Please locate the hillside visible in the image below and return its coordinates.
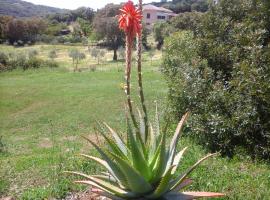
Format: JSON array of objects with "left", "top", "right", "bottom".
[{"left": 0, "top": 0, "right": 67, "bottom": 18}]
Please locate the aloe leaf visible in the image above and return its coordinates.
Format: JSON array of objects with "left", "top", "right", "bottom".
[
  {"left": 80, "top": 154, "right": 116, "bottom": 178},
  {"left": 96, "top": 126, "right": 128, "bottom": 159},
  {"left": 154, "top": 102, "right": 160, "bottom": 138},
  {"left": 181, "top": 192, "right": 225, "bottom": 199},
  {"left": 82, "top": 136, "right": 128, "bottom": 186},
  {"left": 91, "top": 187, "right": 126, "bottom": 200},
  {"left": 147, "top": 165, "right": 175, "bottom": 199},
  {"left": 171, "top": 147, "right": 188, "bottom": 174},
  {"left": 164, "top": 192, "right": 224, "bottom": 200},
  {"left": 171, "top": 153, "right": 218, "bottom": 191},
  {"left": 150, "top": 133, "right": 168, "bottom": 183},
  {"left": 167, "top": 112, "right": 189, "bottom": 169},
  {"left": 74, "top": 179, "right": 136, "bottom": 198},
  {"left": 171, "top": 178, "right": 193, "bottom": 191},
  {"left": 148, "top": 123, "right": 157, "bottom": 160},
  {"left": 92, "top": 175, "right": 118, "bottom": 184},
  {"left": 126, "top": 118, "right": 150, "bottom": 178},
  {"left": 137, "top": 108, "right": 146, "bottom": 143},
  {"left": 108, "top": 152, "right": 153, "bottom": 194},
  {"left": 104, "top": 122, "right": 128, "bottom": 155}
]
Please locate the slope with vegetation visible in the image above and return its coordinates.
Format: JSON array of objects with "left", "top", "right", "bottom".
[{"left": 0, "top": 0, "right": 66, "bottom": 17}]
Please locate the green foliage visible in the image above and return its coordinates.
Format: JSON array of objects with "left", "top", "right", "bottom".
[
  {"left": 48, "top": 49, "right": 57, "bottom": 60},
  {"left": 153, "top": 22, "right": 175, "bottom": 50},
  {"left": 93, "top": 4, "right": 124, "bottom": 60},
  {"left": 2, "top": 17, "right": 47, "bottom": 44},
  {"left": 162, "top": 0, "right": 270, "bottom": 159},
  {"left": 0, "top": 64, "right": 270, "bottom": 199},
  {"left": 89, "top": 48, "right": 106, "bottom": 64},
  {"left": 153, "top": 0, "right": 209, "bottom": 13},
  {"left": 0, "top": 51, "right": 58, "bottom": 72},
  {"left": 0, "top": 135, "right": 7, "bottom": 154},
  {"left": 68, "top": 48, "right": 86, "bottom": 71},
  {"left": 68, "top": 112, "right": 223, "bottom": 199},
  {"left": 170, "top": 11, "right": 204, "bottom": 33},
  {"left": 0, "top": 51, "right": 8, "bottom": 65},
  {"left": 28, "top": 49, "right": 39, "bottom": 59},
  {"left": 77, "top": 18, "right": 92, "bottom": 36}
]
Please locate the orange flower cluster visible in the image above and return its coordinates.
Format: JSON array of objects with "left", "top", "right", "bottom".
[{"left": 118, "top": 0, "right": 142, "bottom": 39}]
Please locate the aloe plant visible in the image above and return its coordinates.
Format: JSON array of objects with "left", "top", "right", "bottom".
[
  {"left": 66, "top": 0, "right": 225, "bottom": 199},
  {"left": 67, "top": 110, "right": 225, "bottom": 199}
]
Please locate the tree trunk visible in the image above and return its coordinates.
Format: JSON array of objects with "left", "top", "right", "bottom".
[{"left": 113, "top": 49, "right": 118, "bottom": 61}]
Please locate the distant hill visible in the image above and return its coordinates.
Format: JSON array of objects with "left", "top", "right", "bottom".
[
  {"left": 151, "top": 0, "right": 209, "bottom": 13},
  {"left": 0, "top": 0, "right": 67, "bottom": 18}
]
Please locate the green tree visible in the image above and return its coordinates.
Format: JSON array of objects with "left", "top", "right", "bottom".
[
  {"left": 48, "top": 50, "right": 57, "bottom": 61},
  {"left": 69, "top": 49, "right": 86, "bottom": 71},
  {"left": 93, "top": 4, "right": 124, "bottom": 60},
  {"left": 162, "top": 0, "right": 270, "bottom": 159}
]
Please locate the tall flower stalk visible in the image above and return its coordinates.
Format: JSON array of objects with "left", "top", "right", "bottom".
[
  {"left": 119, "top": 0, "right": 143, "bottom": 138},
  {"left": 136, "top": 0, "right": 149, "bottom": 141}
]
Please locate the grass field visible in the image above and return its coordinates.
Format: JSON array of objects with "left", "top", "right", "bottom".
[{"left": 0, "top": 45, "right": 270, "bottom": 200}]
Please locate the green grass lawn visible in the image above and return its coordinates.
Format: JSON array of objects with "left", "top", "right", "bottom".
[{"left": 0, "top": 45, "right": 270, "bottom": 199}]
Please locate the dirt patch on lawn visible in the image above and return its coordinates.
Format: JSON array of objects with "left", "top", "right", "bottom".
[
  {"left": 38, "top": 137, "right": 53, "bottom": 149},
  {"left": 64, "top": 189, "right": 110, "bottom": 200},
  {"left": 12, "top": 101, "right": 48, "bottom": 118}
]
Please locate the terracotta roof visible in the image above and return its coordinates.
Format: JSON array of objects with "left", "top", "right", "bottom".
[{"left": 143, "top": 4, "right": 174, "bottom": 13}]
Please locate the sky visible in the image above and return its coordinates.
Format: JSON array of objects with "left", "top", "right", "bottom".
[{"left": 24, "top": 0, "right": 154, "bottom": 10}]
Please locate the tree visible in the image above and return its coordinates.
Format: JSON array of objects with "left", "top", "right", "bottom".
[
  {"left": 3, "top": 17, "right": 47, "bottom": 43},
  {"left": 153, "top": 22, "right": 175, "bottom": 49},
  {"left": 148, "top": 50, "right": 155, "bottom": 66},
  {"left": 162, "top": 0, "right": 270, "bottom": 160},
  {"left": 48, "top": 50, "right": 57, "bottom": 61},
  {"left": 0, "top": 15, "right": 13, "bottom": 40},
  {"left": 90, "top": 48, "right": 106, "bottom": 65},
  {"left": 93, "top": 4, "right": 124, "bottom": 60},
  {"left": 77, "top": 17, "right": 92, "bottom": 36},
  {"left": 69, "top": 49, "right": 86, "bottom": 71}
]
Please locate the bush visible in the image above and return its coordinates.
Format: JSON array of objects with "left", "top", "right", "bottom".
[
  {"left": 162, "top": 29, "right": 270, "bottom": 159},
  {"left": 0, "top": 51, "right": 59, "bottom": 72},
  {"left": 27, "top": 49, "right": 39, "bottom": 59},
  {"left": 0, "top": 52, "right": 8, "bottom": 66},
  {"left": 162, "top": 0, "right": 270, "bottom": 161}
]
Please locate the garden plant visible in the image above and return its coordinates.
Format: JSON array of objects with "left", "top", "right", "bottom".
[{"left": 66, "top": 0, "right": 225, "bottom": 199}]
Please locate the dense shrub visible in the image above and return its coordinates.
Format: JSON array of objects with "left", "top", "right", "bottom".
[
  {"left": 0, "top": 51, "right": 58, "bottom": 72},
  {"left": 162, "top": 0, "right": 270, "bottom": 161}
]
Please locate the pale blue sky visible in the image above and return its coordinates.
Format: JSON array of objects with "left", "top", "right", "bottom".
[{"left": 24, "top": 0, "right": 155, "bottom": 10}]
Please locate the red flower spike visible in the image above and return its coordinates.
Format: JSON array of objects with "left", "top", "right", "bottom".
[{"left": 118, "top": 0, "right": 142, "bottom": 39}]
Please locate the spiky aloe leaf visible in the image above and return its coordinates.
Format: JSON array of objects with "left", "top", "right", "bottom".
[
  {"left": 154, "top": 103, "right": 160, "bottom": 138},
  {"left": 108, "top": 151, "right": 153, "bottom": 194},
  {"left": 147, "top": 165, "right": 175, "bottom": 199},
  {"left": 92, "top": 175, "right": 118, "bottom": 184},
  {"left": 80, "top": 154, "right": 116, "bottom": 179},
  {"left": 104, "top": 123, "right": 128, "bottom": 155},
  {"left": 91, "top": 187, "right": 125, "bottom": 200},
  {"left": 126, "top": 118, "right": 150, "bottom": 179},
  {"left": 137, "top": 108, "right": 146, "bottom": 143},
  {"left": 74, "top": 179, "right": 135, "bottom": 198},
  {"left": 171, "top": 147, "right": 188, "bottom": 174},
  {"left": 164, "top": 192, "right": 225, "bottom": 200},
  {"left": 167, "top": 113, "right": 189, "bottom": 170},
  {"left": 173, "top": 178, "right": 193, "bottom": 191},
  {"left": 95, "top": 124, "right": 128, "bottom": 159},
  {"left": 82, "top": 136, "right": 128, "bottom": 186},
  {"left": 150, "top": 132, "right": 168, "bottom": 183},
  {"left": 170, "top": 153, "right": 217, "bottom": 191},
  {"left": 65, "top": 171, "right": 134, "bottom": 197},
  {"left": 148, "top": 123, "right": 156, "bottom": 159}
]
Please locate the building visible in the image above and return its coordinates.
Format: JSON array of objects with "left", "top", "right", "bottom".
[{"left": 142, "top": 4, "right": 177, "bottom": 29}]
